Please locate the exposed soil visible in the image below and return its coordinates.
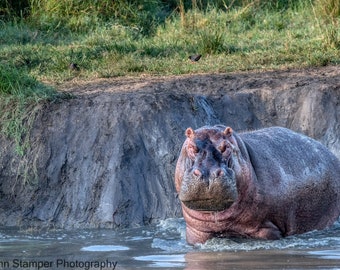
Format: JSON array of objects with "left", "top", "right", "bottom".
[{"left": 0, "top": 66, "right": 339, "bottom": 229}]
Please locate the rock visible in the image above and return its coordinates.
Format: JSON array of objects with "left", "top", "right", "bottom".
[{"left": 0, "top": 66, "right": 339, "bottom": 229}]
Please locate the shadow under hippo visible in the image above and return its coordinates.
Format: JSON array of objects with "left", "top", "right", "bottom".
[{"left": 175, "top": 126, "right": 340, "bottom": 245}]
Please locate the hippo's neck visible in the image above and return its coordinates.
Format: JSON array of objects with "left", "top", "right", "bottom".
[
  {"left": 181, "top": 193, "right": 255, "bottom": 230},
  {"left": 182, "top": 200, "right": 259, "bottom": 244},
  {"left": 182, "top": 203, "right": 235, "bottom": 233},
  {"left": 236, "top": 160, "right": 258, "bottom": 201},
  {"left": 233, "top": 132, "right": 259, "bottom": 199}
]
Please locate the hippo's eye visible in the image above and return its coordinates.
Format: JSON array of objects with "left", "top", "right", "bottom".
[
  {"left": 219, "top": 144, "right": 226, "bottom": 153},
  {"left": 187, "top": 144, "right": 199, "bottom": 159},
  {"left": 189, "top": 144, "right": 198, "bottom": 153},
  {"left": 218, "top": 142, "right": 230, "bottom": 154}
]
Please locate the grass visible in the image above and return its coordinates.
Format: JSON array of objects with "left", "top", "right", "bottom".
[
  {"left": 0, "top": 64, "right": 70, "bottom": 158},
  {"left": 1, "top": 1, "right": 339, "bottom": 85},
  {"left": 0, "top": 0, "right": 339, "bottom": 161},
  {"left": 0, "top": 63, "right": 71, "bottom": 185},
  {"left": 311, "top": 0, "right": 340, "bottom": 47}
]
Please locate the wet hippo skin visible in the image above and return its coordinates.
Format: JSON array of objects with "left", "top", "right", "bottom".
[{"left": 175, "top": 125, "right": 340, "bottom": 245}]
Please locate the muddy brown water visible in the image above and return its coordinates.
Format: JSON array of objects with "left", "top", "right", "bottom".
[{"left": 1, "top": 218, "right": 340, "bottom": 270}]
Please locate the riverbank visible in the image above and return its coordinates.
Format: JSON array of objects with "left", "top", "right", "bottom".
[
  {"left": 1, "top": 1, "right": 339, "bottom": 150},
  {"left": 0, "top": 66, "right": 339, "bottom": 229}
]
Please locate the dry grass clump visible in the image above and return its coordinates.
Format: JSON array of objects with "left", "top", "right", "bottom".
[{"left": 312, "top": 0, "right": 339, "bottom": 48}]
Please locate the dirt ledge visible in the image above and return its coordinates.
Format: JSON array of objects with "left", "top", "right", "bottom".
[{"left": 0, "top": 65, "right": 339, "bottom": 229}]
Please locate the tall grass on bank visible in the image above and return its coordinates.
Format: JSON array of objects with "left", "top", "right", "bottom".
[
  {"left": 3, "top": 0, "right": 165, "bottom": 35},
  {"left": 1, "top": 0, "right": 339, "bottom": 83},
  {"left": 311, "top": 0, "right": 340, "bottom": 47},
  {"left": 0, "top": 65, "right": 69, "bottom": 156},
  {"left": 0, "top": 64, "right": 72, "bottom": 185}
]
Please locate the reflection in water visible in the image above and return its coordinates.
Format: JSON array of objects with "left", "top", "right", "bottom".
[
  {"left": 308, "top": 250, "right": 340, "bottom": 260},
  {"left": 184, "top": 250, "right": 340, "bottom": 270},
  {"left": 0, "top": 218, "right": 340, "bottom": 270},
  {"left": 81, "top": 245, "right": 130, "bottom": 252},
  {"left": 135, "top": 254, "right": 186, "bottom": 268}
]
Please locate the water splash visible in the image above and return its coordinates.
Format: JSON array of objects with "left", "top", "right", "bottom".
[
  {"left": 151, "top": 218, "right": 191, "bottom": 253},
  {"left": 153, "top": 218, "right": 340, "bottom": 253}
]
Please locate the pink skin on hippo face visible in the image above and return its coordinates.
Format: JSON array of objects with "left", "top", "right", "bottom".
[
  {"left": 178, "top": 126, "right": 239, "bottom": 212},
  {"left": 175, "top": 125, "right": 340, "bottom": 245}
]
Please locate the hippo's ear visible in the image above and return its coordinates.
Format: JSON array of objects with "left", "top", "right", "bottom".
[
  {"left": 224, "top": 127, "right": 233, "bottom": 137},
  {"left": 185, "top": 127, "right": 195, "bottom": 139}
]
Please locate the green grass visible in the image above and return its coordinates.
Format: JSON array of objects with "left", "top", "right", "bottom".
[
  {"left": 311, "top": 0, "right": 340, "bottom": 47},
  {"left": 1, "top": 1, "right": 339, "bottom": 86},
  {"left": 0, "top": 64, "right": 70, "bottom": 157}
]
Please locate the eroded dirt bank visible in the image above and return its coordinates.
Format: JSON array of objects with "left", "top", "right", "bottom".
[{"left": 0, "top": 66, "right": 339, "bottom": 229}]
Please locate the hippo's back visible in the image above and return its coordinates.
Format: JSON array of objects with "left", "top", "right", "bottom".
[{"left": 240, "top": 127, "right": 340, "bottom": 235}]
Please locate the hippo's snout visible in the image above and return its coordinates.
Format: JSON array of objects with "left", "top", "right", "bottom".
[
  {"left": 192, "top": 167, "right": 224, "bottom": 178},
  {"left": 179, "top": 167, "right": 237, "bottom": 211}
]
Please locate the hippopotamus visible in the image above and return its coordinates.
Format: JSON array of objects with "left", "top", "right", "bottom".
[{"left": 175, "top": 125, "right": 340, "bottom": 245}]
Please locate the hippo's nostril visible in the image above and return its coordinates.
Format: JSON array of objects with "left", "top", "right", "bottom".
[
  {"left": 213, "top": 169, "right": 224, "bottom": 178},
  {"left": 193, "top": 169, "right": 201, "bottom": 177}
]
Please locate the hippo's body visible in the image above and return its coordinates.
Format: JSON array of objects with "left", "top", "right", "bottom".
[{"left": 175, "top": 126, "right": 340, "bottom": 245}]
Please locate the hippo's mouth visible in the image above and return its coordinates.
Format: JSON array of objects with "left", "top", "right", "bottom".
[{"left": 181, "top": 198, "right": 234, "bottom": 212}]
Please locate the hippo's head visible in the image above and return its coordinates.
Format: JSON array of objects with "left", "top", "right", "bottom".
[{"left": 175, "top": 126, "right": 242, "bottom": 212}]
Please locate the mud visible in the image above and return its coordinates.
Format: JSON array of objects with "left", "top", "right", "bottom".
[{"left": 0, "top": 66, "right": 339, "bottom": 229}]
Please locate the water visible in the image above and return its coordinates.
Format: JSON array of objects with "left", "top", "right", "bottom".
[{"left": 1, "top": 218, "right": 340, "bottom": 270}]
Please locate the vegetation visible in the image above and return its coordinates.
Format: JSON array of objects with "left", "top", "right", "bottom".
[
  {"left": 0, "top": 0, "right": 339, "bottom": 155},
  {"left": 1, "top": 1, "right": 339, "bottom": 86},
  {"left": 0, "top": 64, "right": 69, "bottom": 157},
  {"left": 311, "top": 0, "right": 340, "bottom": 47}
]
